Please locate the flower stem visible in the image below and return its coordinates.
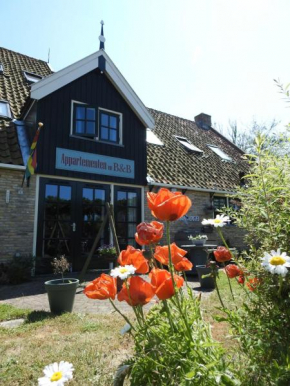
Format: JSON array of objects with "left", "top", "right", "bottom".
[
  {"left": 214, "top": 274, "right": 225, "bottom": 308},
  {"left": 109, "top": 298, "right": 135, "bottom": 332}
]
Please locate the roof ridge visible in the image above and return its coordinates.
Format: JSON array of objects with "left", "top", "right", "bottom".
[
  {"left": 0, "top": 47, "right": 48, "bottom": 65},
  {"left": 147, "top": 107, "right": 197, "bottom": 125}
]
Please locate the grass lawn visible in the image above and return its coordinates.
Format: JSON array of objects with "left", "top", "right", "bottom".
[{"left": 0, "top": 271, "right": 244, "bottom": 385}]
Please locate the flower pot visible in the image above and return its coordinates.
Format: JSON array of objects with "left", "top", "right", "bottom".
[
  {"left": 45, "top": 278, "right": 79, "bottom": 314},
  {"left": 191, "top": 239, "right": 206, "bottom": 246},
  {"left": 196, "top": 266, "right": 215, "bottom": 289}
]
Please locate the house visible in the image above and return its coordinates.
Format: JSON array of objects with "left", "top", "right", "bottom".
[{"left": 0, "top": 27, "right": 248, "bottom": 272}]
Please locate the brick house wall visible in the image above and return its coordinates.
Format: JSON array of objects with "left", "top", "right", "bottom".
[
  {"left": 144, "top": 187, "right": 247, "bottom": 251},
  {"left": 0, "top": 168, "right": 36, "bottom": 261}
]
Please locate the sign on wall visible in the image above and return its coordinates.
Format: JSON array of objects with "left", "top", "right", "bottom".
[{"left": 55, "top": 148, "right": 135, "bottom": 179}]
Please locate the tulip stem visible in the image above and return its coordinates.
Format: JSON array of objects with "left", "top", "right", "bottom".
[
  {"left": 162, "top": 300, "right": 176, "bottom": 331},
  {"left": 217, "top": 228, "right": 235, "bottom": 302},
  {"left": 109, "top": 298, "right": 135, "bottom": 332},
  {"left": 214, "top": 275, "right": 225, "bottom": 309}
]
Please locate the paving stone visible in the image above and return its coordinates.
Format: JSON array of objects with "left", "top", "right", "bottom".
[{"left": 0, "top": 318, "right": 25, "bottom": 328}]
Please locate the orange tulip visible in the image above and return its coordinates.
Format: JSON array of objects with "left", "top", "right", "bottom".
[
  {"left": 118, "top": 246, "right": 149, "bottom": 274},
  {"left": 149, "top": 268, "right": 184, "bottom": 300},
  {"left": 214, "top": 246, "right": 232, "bottom": 263},
  {"left": 84, "top": 274, "right": 117, "bottom": 300},
  {"left": 238, "top": 275, "right": 245, "bottom": 284},
  {"left": 174, "top": 257, "right": 193, "bottom": 272},
  {"left": 154, "top": 243, "right": 187, "bottom": 266},
  {"left": 117, "top": 276, "right": 155, "bottom": 306},
  {"left": 135, "top": 221, "right": 164, "bottom": 246},
  {"left": 225, "top": 264, "right": 243, "bottom": 278},
  {"left": 147, "top": 188, "right": 192, "bottom": 222}
]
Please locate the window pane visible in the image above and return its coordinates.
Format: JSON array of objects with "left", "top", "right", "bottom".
[
  {"left": 83, "top": 188, "right": 93, "bottom": 202},
  {"left": 128, "top": 208, "right": 137, "bottom": 222},
  {"left": 109, "top": 129, "right": 117, "bottom": 142},
  {"left": 45, "top": 203, "right": 58, "bottom": 219},
  {"left": 76, "top": 106, "right": 85, "bottom": 119},
  {"left": 128, "top": 192, "right": 137, "bottom": 206},
  {"left": 76, "top": 120, "right": 85, "bottom": 134},
  {"left": 110, "top": 116, "right": 117, "bottom": 128},
  {"left": 59, "top": 186, "right": 71, "bottom": 201},
  {"left": 128, "top": 224, "right": 136, "bottom": 237},
  {"left": 45, "top": 185, "right": 58, "bottom": 200},
  {"left": 101, "top": 127, "right": 108, "bottom": 140},
  {"left": 117, "top": 191, "right": 127, "bottom": 203},
  {"left": 95, "top": 189, "right": 105, "bottom": 203},
  {"left": 86, "top": 108, "right": 95, "bottom": 120},
  {"left": 101, "top": 113, "right": 109, "bottom": 126},
  {"left": 86, "top": 121, "right": 95, "bottom": 135}
]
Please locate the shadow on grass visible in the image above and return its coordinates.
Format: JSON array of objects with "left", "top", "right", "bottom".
[{"left": 25, "top": 310, "right": 57, "bottom": 324}]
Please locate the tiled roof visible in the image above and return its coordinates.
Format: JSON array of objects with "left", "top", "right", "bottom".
[
  {"left": 147, "top": 108, "right": 248, "bottom": 192},
  {"left": 0, "top": 47, "right": 52, "bottom": 119},
  {"left": 0, "top": 48, "right": 52, "bottom": 165},
  {"left": 0, "top": 120, "right": 23, "bottom": 165}
]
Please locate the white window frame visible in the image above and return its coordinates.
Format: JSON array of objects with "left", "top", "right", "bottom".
[
  {"left": 0, "top": 100, "right": 12, "bottom": 119},
  {"left": 175, "top": 136, "right": 203, "bottom": 153},
  {"left": 208, "top": 145, "right": 232, "bottom": 161},
  {"left": 98, "top": 107, "right": 123, "bottom": 145}
]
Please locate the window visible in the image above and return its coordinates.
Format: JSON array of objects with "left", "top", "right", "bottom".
[
  {"left": 208, "top": 145, "right": 232, "bottom": 161},
  {"left": 146, "top": 129, "right": 163, "bottom": 145},
  {"left": 73, "top": 103, "right": 96, "bottom": 138},
  {"left": 24, "top": 71, "right": 42, "bottom": 83},
  {"left": 99, "top": 109, "right": 120, "bottom": 143},
  {"left": 0, "top": 100, "right": 12, "bottom": 119},
  {"left": 0, "top": 63, "right": 3, "bottom": 74},
  {"left": 213, "top": 196, "right": 227, "bottom": 217},
  {"left": 175, "top": 136, "right": 203, "bottom": 153}
]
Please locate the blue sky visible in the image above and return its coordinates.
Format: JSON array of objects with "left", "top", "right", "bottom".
[{"left": 2, "top": 0, "right": 290, "bottom": 132}]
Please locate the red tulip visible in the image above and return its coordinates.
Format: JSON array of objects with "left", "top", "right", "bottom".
[
  {"left": 147, "top": 188, "right": 192, "bottom": 222},
  {"left": 84, "top": 274, "right": 117, "bottom": 300},
  {"left": 117, "top": 276, "right": 155, "bottom": 306},
  {"left": 238, "top": 275, "right": 245, "bottom": 284},
  {"left": 214, "top": 246, "right": 232, "bottom": 263},
  {"left": 246, "top": 277, "right": 260, "bottom": 291},
  {"left": 225, "top": 264, "right": 243, "bottom": 278},
  {"left": 149, "top": 268, "right": 184, "bottom": 300},
  {"left": 118, "top": 246, "right": 149, "bottom": 274},
  {"left": 174, "top": 257, "right": 193, "bottom": 272},
  {"left": 135, "top": 221, "right": 164, "bottom": 246},
  {"left": 154, "top": 243, "right": 187, "bottom": 266}
]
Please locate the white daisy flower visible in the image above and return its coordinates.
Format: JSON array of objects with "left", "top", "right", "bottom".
[
  {"left": 261, "top": 249, "right": 290, "bottom": 277},
  {"left": 38, "top": 361, "right": 74, "bottom": 386},
  {"left": 110, "top": 265, "right": 136, "bottom": 280},
  {"left": 202, "top": 214, "right": 230, "bottom": 227}
]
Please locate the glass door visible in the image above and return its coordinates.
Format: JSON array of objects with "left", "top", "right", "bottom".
[{"left": 114, "top": 187, "right": 141, "bottom": 251}]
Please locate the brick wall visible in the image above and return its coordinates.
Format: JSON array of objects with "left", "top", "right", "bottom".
[
  {"left": 144, "top": 187, "right": 247, "bottom": 251},
  {"left": 0, "top": 168, "right": 36, "bottom": 261}
]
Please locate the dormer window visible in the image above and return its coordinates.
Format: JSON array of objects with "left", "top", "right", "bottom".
[
  {"left": 146, "top": 129, "right": 163, "bottom": 145},
  {"left": 0, "top": 100, "right": 12, "bottom": 119},
  {"left": 208, "top": 145, "right": 232, "bottom": 161},
  {"left": 175, "top": 136, "right": 203, "bottom": 153},
  {"left": 24, "top": 71, "right": 42, "bottom": 84}
]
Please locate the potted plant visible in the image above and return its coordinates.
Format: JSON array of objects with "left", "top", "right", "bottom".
[
  {"left": 188, "top": 234, "right": 208, "bottom": 246},
  {"left": 97, "top": 244, "right": 117, "bottom": 269},
  {"left": 44, "top": 256, "right": 79, "bottom": 314},
  {"left": 195, "top": 259, "right": 216, "bottom": 290}
]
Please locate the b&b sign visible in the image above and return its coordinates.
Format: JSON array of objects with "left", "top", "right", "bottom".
[{"left": 55, "top": 148, "right": 135, "bottom": 179}]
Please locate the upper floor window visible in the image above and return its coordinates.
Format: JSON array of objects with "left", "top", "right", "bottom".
[
  {"left": 73, "top": 103, "right": 96, "bottom": 138},
  {"left": 208, "top": 145, "right": 232, "bottom": 161},
  {"left": 175, "top": 136, "right": 203, "bottom": 153},
  {"left": 99, "top": 109, "right": 120, "bottom": 143},
  {"left": 71, "top": 101, "right": 122, "bottom": 144},
  {"left": 0, "top": 100, "right": 12, "bottom": 119}
]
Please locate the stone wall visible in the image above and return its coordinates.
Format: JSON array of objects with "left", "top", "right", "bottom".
[
  {"left": 144, "top": 187, "right": 247, "bottom": 251},
  {"left": 0, "top": 168, "right": 36, "bottom": 261}
]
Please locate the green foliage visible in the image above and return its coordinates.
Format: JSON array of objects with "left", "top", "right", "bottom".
[
  {"left": 126, "top": 295, "right": 240, "bottom": 385},
  {"left": 0, "top": 304, "right": 30, "bottom": 322},
  {"left": 0, "top": 255, "right": 34, "bottom": 284}
]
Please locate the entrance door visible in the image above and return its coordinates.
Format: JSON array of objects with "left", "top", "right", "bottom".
[{"left": 37, "top": 178, "right": 110, "bottom": 271}]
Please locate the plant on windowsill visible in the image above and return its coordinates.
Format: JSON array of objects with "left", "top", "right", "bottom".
[
  {"left": 97, "top": 244, "right": 117, "bottom": 268},
  {"left": 188, "top": 234, "right": 208, "bottom": 246},
  {"left": 44, "top": 255, "right": 79, "bottom": 314}
]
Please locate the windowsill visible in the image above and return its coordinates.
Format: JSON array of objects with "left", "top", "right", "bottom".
[{"left": 70, "top": 134, "right": 124, "bottom": 147}]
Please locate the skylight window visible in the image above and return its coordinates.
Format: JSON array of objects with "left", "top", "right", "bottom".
[
  {"left": 175, "top": 136, "right": 203, "bottom": 153},
  {"left": 147, "top": 129, "right": 163, "bottom": 145},
  {"left": 24, "top": 71, "right": 42, "bottom": 83},
  {"left": 208, "top": 145, "right": 232, "bottom": 161},
  {"left": 0, "top": 101, "right": 12, "bottom": 119},
  {"left": 0, "top": 63, "right": 3, "bottom": 74}
]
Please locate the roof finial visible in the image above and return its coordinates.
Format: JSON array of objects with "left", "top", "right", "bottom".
[{"left": 99, "top": 20, "right": 105, "bottom": 50}]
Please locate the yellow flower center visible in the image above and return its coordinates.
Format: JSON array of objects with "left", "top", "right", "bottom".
[
  {"left": 269, "top": 256, "right": 286, "bottom": 266},
  {"left": 50, "top": 371, "right": 63, "bottom": 382},
  {"left": 214, "top": 219, "right": 222, "bottom": 223},
  {"left": 119, "top": 267, "right": 128, "bottom": 273}
]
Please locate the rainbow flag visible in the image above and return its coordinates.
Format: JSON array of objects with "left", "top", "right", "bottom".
[{"left": 23, "top": 122, "right": 43, "bottom": 186}]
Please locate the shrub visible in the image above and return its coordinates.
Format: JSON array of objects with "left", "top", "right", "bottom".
[{"left": 0, "top": 254, "right": 34, "bottom": 284}]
